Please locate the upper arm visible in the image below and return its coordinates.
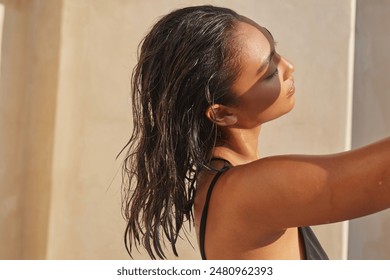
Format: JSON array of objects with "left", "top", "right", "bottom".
[{"left": 222, "top": 138, "right": 390, "bottom": 232}]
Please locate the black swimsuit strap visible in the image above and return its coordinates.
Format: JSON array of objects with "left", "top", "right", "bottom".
[
  {"left": 210, "top": 157, "right": 232, "bottom": 166},
  {"left": 199, "top": 160, "right": 231, "bottom": 260},
  {"left": 299, "top": 227, "right": 329, "bottom": 260},
  {"left": 199, "top": 170, "right": 224, "bottom": 260}
]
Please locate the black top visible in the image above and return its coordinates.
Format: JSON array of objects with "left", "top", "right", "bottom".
[{"left": 199, "top": 163, "right": 329, "bottom": 260}]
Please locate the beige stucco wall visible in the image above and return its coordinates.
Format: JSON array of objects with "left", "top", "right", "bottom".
[
  {"left": 1, "top": 0, "right": 388, "bottom": 260},
  {"left": 0, "top": 0, "right": 62, "bottom": 259},
  {"left": 348, "top": 0, "right": 390, "bottom": 259}
]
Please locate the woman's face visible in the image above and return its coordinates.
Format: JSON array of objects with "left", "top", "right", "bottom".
[{"left": 229, "top": 21, "right": 295, "bottom": 129}]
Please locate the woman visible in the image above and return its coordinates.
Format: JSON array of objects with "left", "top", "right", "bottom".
[{"left": 121, "top": 5, "right": 390, "bottom": 259}]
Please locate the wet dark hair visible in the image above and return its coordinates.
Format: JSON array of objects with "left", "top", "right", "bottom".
[{"left": 121, "top": 5, "right": 246, "bottom": 259}]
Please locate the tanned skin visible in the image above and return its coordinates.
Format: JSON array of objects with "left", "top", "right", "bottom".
[{"left": 194, "top": 22, "right": 390, "bottom": 260}]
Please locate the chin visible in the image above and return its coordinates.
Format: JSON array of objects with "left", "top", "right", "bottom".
[{"left": 266, "top": 104, "right": 296, "bottom": 124}]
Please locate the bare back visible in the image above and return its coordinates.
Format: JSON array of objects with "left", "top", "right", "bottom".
[{"left": 194, "top": 166, "right": 307, "bottom": 259}]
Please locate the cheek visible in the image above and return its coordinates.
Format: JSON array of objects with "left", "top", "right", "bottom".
[
  {"left": 234, "top": 83, "right": 291, "bottom": 127},
  {"left": 248, "top": 83, "right": 282, "bottom": 113}
]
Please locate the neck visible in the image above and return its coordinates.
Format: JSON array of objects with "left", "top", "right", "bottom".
[{"left": 213, "top": 126, "right": 261, "bottom": 165}]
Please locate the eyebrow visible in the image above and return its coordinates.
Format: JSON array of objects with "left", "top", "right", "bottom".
[{"left": 257, "top": 49, "right": 275, "bottom": 74}]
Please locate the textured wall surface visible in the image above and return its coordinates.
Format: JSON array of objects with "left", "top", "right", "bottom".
[
  {"left": 0, "top": 0, "right": 62, "bottom": 259},
  {"left": 348, "top": 0, "right": 390, "bottom": 260}
]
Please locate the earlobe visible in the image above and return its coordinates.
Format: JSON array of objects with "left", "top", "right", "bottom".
[{"left": 205, "top": 104, "right": 238, "bottom": 126}]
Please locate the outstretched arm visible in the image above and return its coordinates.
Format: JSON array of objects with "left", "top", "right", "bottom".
[{"left": 221, "top": 137, "right": 390, "bottom": 233}]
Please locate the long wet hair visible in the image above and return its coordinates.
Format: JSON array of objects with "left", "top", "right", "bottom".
[{"left": 121, "top": 5, "right": 245, "bottom": 259}]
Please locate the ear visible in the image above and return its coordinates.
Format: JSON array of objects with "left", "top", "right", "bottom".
[{"left": 205, "top": 104, "right": 237, "bottom": 126}]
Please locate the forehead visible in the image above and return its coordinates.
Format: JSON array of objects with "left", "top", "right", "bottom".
[
  {"left": 234, "top": 21, "right": 273, "bottom": 58},
  {"left": 230, "top": 22, "right": 274, "bottom": 94}
]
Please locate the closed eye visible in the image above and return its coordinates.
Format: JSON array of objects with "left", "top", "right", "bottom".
[{"left": 266, "top": 68, "right": 278, "bottom": 80}]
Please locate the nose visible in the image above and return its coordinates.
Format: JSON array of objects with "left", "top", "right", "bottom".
[{"left": 281, "top": 56, "right": 294, "bottom": 81}]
